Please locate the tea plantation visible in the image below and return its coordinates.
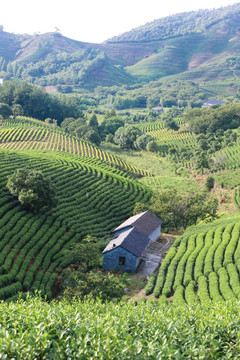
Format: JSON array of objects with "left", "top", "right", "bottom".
[{"left": 0, "top": 147, "right": 150, "bottom": 300}]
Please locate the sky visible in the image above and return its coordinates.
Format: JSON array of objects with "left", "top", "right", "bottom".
[{"left": 1, "top": 0, "right": 240, "bottom": 43}]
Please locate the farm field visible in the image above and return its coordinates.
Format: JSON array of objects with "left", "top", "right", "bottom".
[
  {"left": 1, "top": 295, "right": 240, "bottom": 359},
  {"left": 148, "top": 213, "right": 240, "bottom": 304},
  {"left": 0, "top": 148, "right": 150, "bottom": 300},
  {"left": 101, "top": 143, "right": 200, "bottom": 192},
  {"left": 0, "top": 120, "right": 151, "bottom": 177}
]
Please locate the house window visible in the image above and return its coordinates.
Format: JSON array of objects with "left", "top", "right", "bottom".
[{"left": 119, "top": 256, "right": 126, "bottom": 266}]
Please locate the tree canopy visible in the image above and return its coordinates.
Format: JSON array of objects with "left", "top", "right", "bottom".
[
  {"left": 0, "top": 80, "right": 81, "bottom": 123},
  {"left": 7, "top": 168, "right": 58, "bottom": 212}
]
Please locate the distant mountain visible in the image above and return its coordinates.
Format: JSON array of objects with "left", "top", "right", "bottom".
[
  {"left": 106, "top": 4, "right": 240, "bottom": 43},
  {"left": 0, "top": 3, "right": 240, "bottom": 90}
]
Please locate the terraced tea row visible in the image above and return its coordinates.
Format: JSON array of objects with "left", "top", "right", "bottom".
[
  {"left": 233, "top": 186, "right": 240, "bottom": 210},
  {"left": 0, "top": 125, "right": 151, "bottom": 177},
  {"left": 212, "top": 145, "right": 240, "bottom": 170},
  {"left": 0, "top": 148, "right": 151, "bottom": 300},
  {"left": 147, "top": 215, "right": 240, "bottom": 304},
  {"left": 137, "top": 118, "right": 184, "bottom": 133},
  {"left": 148, "top": 128, "right": 192, "bottom": 142}
]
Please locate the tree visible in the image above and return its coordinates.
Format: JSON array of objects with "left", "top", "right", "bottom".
[
  {"left": 88, "top": 113, "right": 98, "bottom": 129},
  {"left": 6, "top": 168, "right": 58, "bottom": 212},
  {"left": 149, "top": 189, "right": 218, "bottom": 230},
  {"left": 62, "top": 269, "right": 126, "bottom": 302},
  {"left": 146, "top": 140, "right": 159, "bottom": 153},
  {"left": 205, "top": 176, "right": 215, "bottom": 191},
  {"left": 64, "top": 242, "right": 100, "bottom": 271},
  {"left": 99, "top": 117, "right": 124, "bottom": 140},
  {"left": 11, "top": 103, "right": 24, "bottom": 118},
  {"left": 193, "top": 152, "right": 209, "bottom": 172},
  {"left": 133, "top": 202, "right": 148, "bottom": 215},
  {"left": 165, "top": 118, "right": 179, "bottom": 131},
  {"left": 134, "top": 134, "right": 153, "bottom": 150},
  {"left": 114, "top": 126, "right": 142, "bottom": 149},
  {"left": 0, "top": 102, "right": 12, "bottom": 118},
  {"left": 84, "top": 129, "right": 101, "bottom": 146}
]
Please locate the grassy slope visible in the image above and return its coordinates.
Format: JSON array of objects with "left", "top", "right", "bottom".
[
  {"left": 1, "top": 4, "right": 240, "bottom": 89},
  {"left": 101, "top": 143, "right": 199, "bottom": 193},
  {"left": 0, "top": 147, "right": 150, "bottom": 300}
]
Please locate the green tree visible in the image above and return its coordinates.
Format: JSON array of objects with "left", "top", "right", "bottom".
[
  {"left": 62, "top": 269, "right": 126, "bottom": 301},
  {"left": 165, "top": 118, "right": 179, "bottom": 131},
  {"left": 0, "top": 102, "right": 12, "bottom": 118},
  {"left": 88, "top": 113, "right": 98, "bottom": 129},
  {"left": 193, "top": 152, "right": 209, "bottom": 172},
  {"left": 114, "top": 126, "right": 142, "bottom": 149},
  {"left": 64, "top": 242, "right": 100, "bottom": 271},
  {"left": 134, "top": 134, "right": 153, "bottom": 150},
  {"left": 6, "top": 168, "right": 58, "bottom": 212},
  {"left": 84, "top": 129, "right": 101, "bottom": 146},
  {"left": 149, "top": 189, "right": 218, "bottom": 230},
  {"left": 146, "top": 140, "right": 159, "bottom": 152},
  {"left": 11, "top": 103, "right": 24, "bottom": 118},
  {"left": 205, "top": 176, "right": 215, "bottom": 191},
  {"left": 133, "top": 202, "right": 148, "bottom": 215}
]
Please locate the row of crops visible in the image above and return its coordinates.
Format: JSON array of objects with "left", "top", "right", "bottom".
[
  {"left": 146, "top": 215, "right": 240, "bottom": 304},
  {"left": 233, "top": 186, "right": 240, "bottom": 210},
  {"left": 212, "top": 144, "right": 240, "bottom": 170},
  {"left": 156, "top": 136, "right": 197, "bottom": 157},
  {"left": 0, "top": 148, "right": 151, "bottom": 300},
  {"left": 0, "top": 124, "right": 151, "bottom": 177},
  {"left": 147, "top": 128, "right": 192, "bottom": 142},
  {"left": 2, "top": 116, "right": 53, "bottom": 129},
  {"left": 137, "top": 118, "right": 184, "bottom": 133},
  {"left": 1, "top": 295, "right": 240, "bottom": 358}
]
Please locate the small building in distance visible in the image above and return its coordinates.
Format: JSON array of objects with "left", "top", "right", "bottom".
[
  {"left": 151, "top": 106, "right": 163, "bottom": 113},
  {"left": 102, "top": 211, "right": 162, "bottom": 272},
  {"left": 202, "top": 99, "right": 225, "bottom": 108}
]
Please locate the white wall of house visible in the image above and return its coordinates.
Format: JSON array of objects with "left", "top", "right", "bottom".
[{"left": 149, "top": 226, "right": 161, "bottom": 241}]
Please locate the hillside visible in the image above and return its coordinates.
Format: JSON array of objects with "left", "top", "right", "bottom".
[
  {"left": 0, "top": 146, "right": 151, "bottom": 301},
  {"left": 0, "top": 116, "right": 155, "bottom": 300},
  {"left": 149, "top": 213, "right": 240, "bottom": 303},
  {"left": 107, "top": 4, "right": 240, "bottom": 42},
  {"left": 1, "top": 3, "right": 240, "bottom": 89}
]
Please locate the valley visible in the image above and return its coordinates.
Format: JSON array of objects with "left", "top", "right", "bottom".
[{"left": 1, "top": 2, "right": 240, "bottom": 357}]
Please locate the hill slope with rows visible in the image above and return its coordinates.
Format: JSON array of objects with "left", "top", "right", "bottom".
[
  {"left": 149, "top": 214, "right": 240, "bottom": 304},
  {"left": 0, "top": 148, "right": 151, "bottom": 301},
  {"left": 0, "top": 118, "right": 151, "bottom": 177}
]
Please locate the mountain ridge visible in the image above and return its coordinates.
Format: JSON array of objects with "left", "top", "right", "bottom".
[{"left": 1, "top": 3, "right": 240, "bottom": 89}]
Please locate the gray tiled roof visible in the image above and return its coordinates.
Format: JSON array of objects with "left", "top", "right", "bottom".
[
  {"left": 203, "top": 99, "right": 225, "bottom": 105},
  {"left": 113, "top": 210, "right": 162, "bottom": 237},
  {"left": 103, "top": 228, "right": 150, "bottom": 257}
]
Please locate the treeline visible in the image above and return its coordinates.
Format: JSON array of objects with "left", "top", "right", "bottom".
[
  {"left": 0, "top": 80, "right": 81, "bottom": 123},
  {"left": 184, "top": 103, "right": 240, "bottom": 134},
  {"left": 95, "top": 80, "right": 206, "bottom": 109},
  {"left": 107, "top": 4, "right": 239, "bottom": 42},
  {"left": 2, "top": 48, "right": 106, "bottom": 88}
]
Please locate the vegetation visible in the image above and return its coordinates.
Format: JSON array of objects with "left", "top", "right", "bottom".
[
  {"left": 1, "top": 295, "right": 240, "bottom": 358},
  {"left": 152, "top": 214, "right": 240, "bottom": 302},
  {"left": 108, "top": 4, "right": 240, "bottom": 42},
  {"left": 2, "top": 4, "right": 240, "bottom": 355},
  {"left": 137, "top": 189, "right": 218, "bottom": 231},
  {"left": 0, "top": 81, "right": 81, "bottom": 123},
  {"left": 0, "top": 119, "right": 151, "bottom": 177},
  {"left": 184, "top": 103, "right": 240, "bottom": 134},
  {"left": 6, "top": 168, "right": 58, "bottom": 212},
  {"left": 0, "top": 147, "right": 150, "bottom": 300}
]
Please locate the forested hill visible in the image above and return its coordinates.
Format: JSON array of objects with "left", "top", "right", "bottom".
[
  {"left": 1, "top": 3, "right": 240, "bottom": 89},
  {"left": 106, "top": 3, "right": 240, "bottom": 43}
]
